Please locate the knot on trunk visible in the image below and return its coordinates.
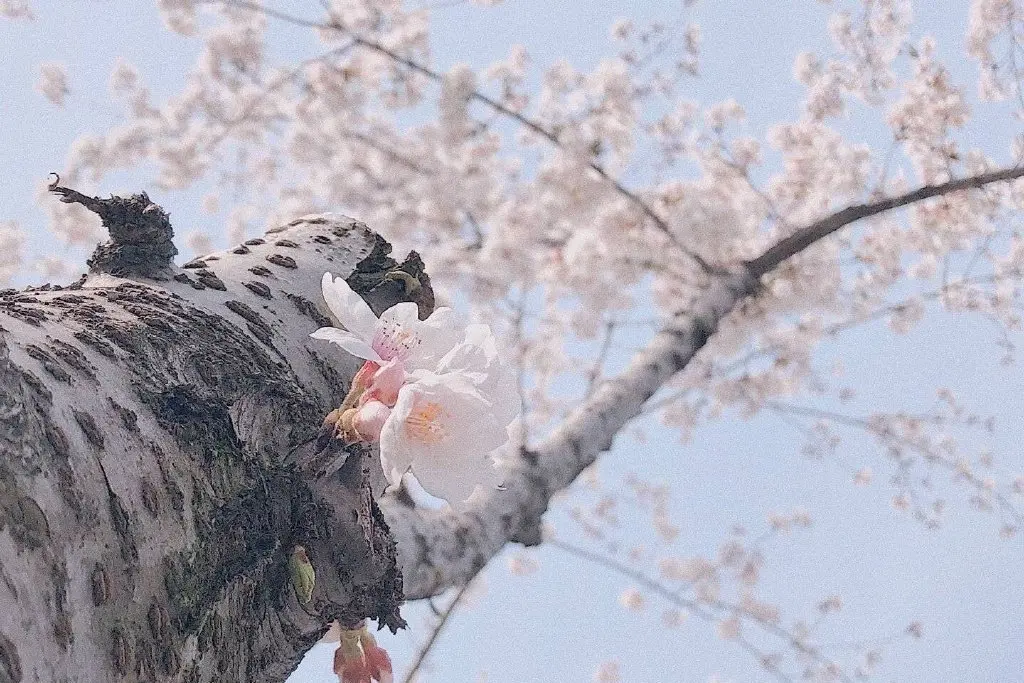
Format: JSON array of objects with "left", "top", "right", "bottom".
[
  {"left": 49, "top": 177, "right": 178, "bottom": 279},
  {"left": 344, "top": 231, "right": 435, "bottom": 319}
]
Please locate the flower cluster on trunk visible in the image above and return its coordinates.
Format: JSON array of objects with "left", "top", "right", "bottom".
[{"left": 313, "top": 273, "right": 518, "bottom": 504}]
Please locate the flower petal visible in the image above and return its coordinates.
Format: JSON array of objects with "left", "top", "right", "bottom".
[
  {"left": 377, "top": 301, "right": 420, "bottom": 328},
  {"left": 310, "top": 327, "right": 382, "bottom": 361},
  {"left": 411, "top": 452, "right": 500, "bottom": 505},
  {"left": 435, "top": 325, "right": 519, "bottom": 427},
  {"left": 437, "top": 324, "right": 500, "bottom": 375},
  {"left": 362, "top": 359, "right": 405, "bottom": 407},
  {"left": 378, "top": 385, "right": 418, "bottom": 484},
  {"left": 411, "top": 307, "right": 464, "bottom": 369},
  {"left": 352, "top": 400, "right": 392, "bottom": 441},
  {"left": 321, "top": 273, "right": 379, "bottom": 341},
  {"left": 380, "top": 375, "right": 509, "bottom": 503},
  {"left": 372, "top": 303, "right": 463, "bottom": 368},
  {"left": 372, "top": 302, "right": 422, "bottom": 361}
]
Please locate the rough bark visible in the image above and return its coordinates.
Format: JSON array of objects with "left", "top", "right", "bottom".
[{"left": 0, "top": 187, "right": 432, "bottom": 682}]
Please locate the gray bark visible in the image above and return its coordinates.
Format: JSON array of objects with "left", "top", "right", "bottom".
[{"left": 0, "top": 186, "right": 430, "bottom": 682}]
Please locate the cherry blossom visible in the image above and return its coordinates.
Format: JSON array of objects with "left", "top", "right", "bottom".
[
  {"left": 3, "top": 1, "right": 1024, "bottom": 679},
  {"left": 0, "top": 0, "right": 33, "bottom": 20},
  {"left": 618, "top": 587, "right": 644, "bottom": 611},
  {"left": 378, "top": 369, "right": 513, "bottom": 504},
  {"left": 313, "top": 271, "right": 517, "bottom": 503},
  {"left": 370, "top": 321, "right": 518, "bottom": 502},
  {"left": 35, "top": 62, "right": 69, "bottom": 107},
  {"left": 312, "top": 272, "right": 460, "bottom": 370}
]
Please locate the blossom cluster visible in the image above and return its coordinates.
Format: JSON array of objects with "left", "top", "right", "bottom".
[
  {"left": 312, "top": 272, "right": 518, "bottom": 504},
  {"left": 18, "top": 1, "right": 1024, "bottom": 434},
  {"left": 0, "top": 0, "right": 33, "bottom": 20}
]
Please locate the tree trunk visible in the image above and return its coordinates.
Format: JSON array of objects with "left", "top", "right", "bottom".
[{"left": 0, "top": 187, "right": 427, "bottom": 682}]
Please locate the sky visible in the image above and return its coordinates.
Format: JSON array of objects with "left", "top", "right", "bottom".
[{"left": 2, "top": 1, "right": 1023, "bottom": 682}]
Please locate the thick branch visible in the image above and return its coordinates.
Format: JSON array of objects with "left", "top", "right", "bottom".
[
  {"left": 49, "top": 177, "right": 178, "bottom": 279},
  {"left": 384, "top": 165, "right": 1024, "bottom": 599},
  {"left": 386, "top": 272, "right": 756, "bottom": 599}
]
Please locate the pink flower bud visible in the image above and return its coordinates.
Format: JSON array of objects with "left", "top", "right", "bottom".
[
  {"left": 362, "top": 359, "right": 405, "bottom": 407},
  {"left": 352, "top": 360, "right": 381, "bottom": 391},
  {"left": 332, "top": 625, "right": 393, "bottom": 683},
  {"left": 359, "top": 631, "right": 394, "bottom": 683},
  {"left": 352, "top": 401, "right": 392, "bottom": 442}
]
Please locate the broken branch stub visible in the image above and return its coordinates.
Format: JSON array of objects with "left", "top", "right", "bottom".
[{"left": 49, "top": 177, "right": 178, "bottom": 280}]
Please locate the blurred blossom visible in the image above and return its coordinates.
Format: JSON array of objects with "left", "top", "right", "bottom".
[
  {"left": 185, "top": 231, "right": 214, "bottom": 256},
  {"left": 593, "top": 661, "right": 621, "bottom": 683},
  {"left": 618, "top": 587, "right": 644, "bottom": 612},
  {"left": 36, "top": 62, "right": 69, "bottom": 107},
  {"left": 0, "top": 221, "right": 25, "bottom": 284}
]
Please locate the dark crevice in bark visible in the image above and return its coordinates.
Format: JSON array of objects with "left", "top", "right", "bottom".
[
  {"left": 344, "top": 231, "right": 435, "bottom": 319},
  {"left": 51, "top": 561, "right": 73, "bottom": 650},
  {"left": 0, "top": 632, "right": 22, "bottom": 683},
  {"left": 163, "top": 469, "right": 297, "bottom": 635},
  {"left": 95, "top": 454, "right": 139, "bottom": 570}
]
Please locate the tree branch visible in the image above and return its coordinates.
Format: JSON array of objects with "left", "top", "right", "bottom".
[
  {"left": 549, "top": 540, "right": 852, "bottom": 683},
  {"left": 48, "top": 176, "right": 178, "bottom": 279},
  {"left": 383, "top": 165, "right": 1024, "bottom": 600},
  {"left": 400, "top": 572, "right": 479, "bottom": 683},
  {"left": 745, "top": 165, "right": 1024, "bottom": 277}
]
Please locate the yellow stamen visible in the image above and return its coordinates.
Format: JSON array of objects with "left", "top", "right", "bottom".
[{"left": 405, "top": 400, "right": 447, "bottom": 445}]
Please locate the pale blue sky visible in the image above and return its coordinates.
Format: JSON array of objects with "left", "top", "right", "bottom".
[{"left": 2, "top": 2, "right": 1023, "bottom": 682}]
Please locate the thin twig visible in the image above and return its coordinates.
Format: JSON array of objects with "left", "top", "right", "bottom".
[
  {"left": 511, "top": 287, "right": 532, "bottom": 449},
  {"left": 401, "top": 574, "right": 479, "bottom": 683},
  {"left": 203, "top": 41, "right": 358, "bottom": 152},
  {"left": 548, "top": 539, "right": 854, "bottom": 683},
  {"left": 344, "top": 32, "right": 715, "bottom": 273},
  {"left": 584, "top": 317, "right": 618, "bottom": 396},
  {"left": 764, "top": 400, "right": 1024, "bottom": 528},
  {"left": 200, "top": 0, "right": 326, "bottom": 29}
]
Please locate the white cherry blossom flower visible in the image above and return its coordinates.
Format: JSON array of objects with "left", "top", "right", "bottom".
[
  {"left": 36, "top": 61, "right": 69, "bottom": 107},
  {"left": 420, "top": 322, "right": 518, "bottom": 411},
  {"left": 377, "top": 325, "right": 519, "bottom": 503},
  {"left": 379, "top": 370, "right": 514, "bottom": 504},
  {"left": 312, "top": 272, "right": 460, "bottom": 370},
  {"left": 313, "top": 272, "right": 518, "bottom": 503}
]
